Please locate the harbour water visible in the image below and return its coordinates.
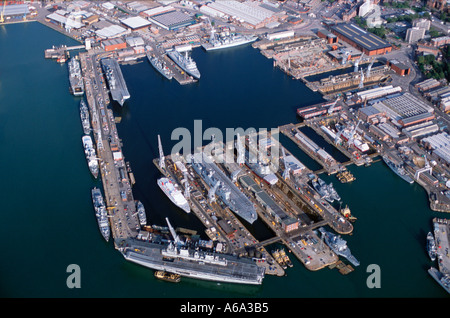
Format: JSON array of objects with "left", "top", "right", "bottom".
[{"left": 0, "top": 22, "right": 448, "bottom": 298}]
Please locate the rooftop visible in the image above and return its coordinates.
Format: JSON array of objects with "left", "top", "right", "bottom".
[
  {"left": 330, "top": 23, "right": 392, "bottom": 52},
  {"left": 120, "top": 16, "right": 151, "bottom": 29}
]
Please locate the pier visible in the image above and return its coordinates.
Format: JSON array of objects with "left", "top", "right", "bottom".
[{"left": 79, "top": 51, "right": 140, "bottom": 244}]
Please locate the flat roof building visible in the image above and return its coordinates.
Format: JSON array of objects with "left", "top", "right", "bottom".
[
  {"left": 149, "top": 10, "right": 196, "bottom": 30},
  {"left": 204, "top": 0, "right": 280, "bottom": 29},
  {"left": 120, "top": 16, "right": 151, "bottom": 30},
  {"left": 330, "top": 23, "right": 392, "bottom": 56}
]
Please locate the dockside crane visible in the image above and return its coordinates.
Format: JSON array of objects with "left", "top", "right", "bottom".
[
  {"left": 0, "top": 0, "right": 7, "bottom": 24},
  {"left": 327, "top": 97, "right": 340, "bottom": 115},
  {"left": 353, "top": 53, "right": 364, "bottom": 73},
  {"left": 348, "top": 120, "right": 362, "bottom": 147},
  {"left": 281, "top": 147, "right": 290, "bottom": 180}
]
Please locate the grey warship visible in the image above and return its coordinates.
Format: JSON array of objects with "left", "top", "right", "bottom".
[
  {"left": 318, "top": 227, "right": 359, "bottom": 266},
  {"left": 120, "top": 226, "right": 264, "bottom": 285},
  {"left": 147, "top": 52, "right": 173, "bottom": 80},
  {"left": 189, "top": 152, "right": 258, "bottom": 224},
  {"left": 68, "top": 57, "right": 84, "bottom": 96},
  {"left": 79, "top": 99, "right": 90, "bottom": 135},
  {"left": 101, "top": 57, "right": 130, "bottom": 106}
]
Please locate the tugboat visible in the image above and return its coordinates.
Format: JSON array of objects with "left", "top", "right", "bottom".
[
  {"left": 339, "top": 204, "right": 357, "bottom": 222},
  {"left": 279, "top": 249, "right": 293, "bottom": 268},
  {"left": 272, "top": 249, "right": 287, "bottom": 269},
  {"left": 154, "top": 271, "right": 181, "bottom": 283}
]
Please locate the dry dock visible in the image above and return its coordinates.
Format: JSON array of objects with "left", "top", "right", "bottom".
[{"left": 153, "top": 130, "right": 354, "bottom": 272}]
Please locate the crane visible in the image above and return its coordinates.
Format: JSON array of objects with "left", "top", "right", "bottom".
[
  {"left": 0, "top": 0, "right": 7, "bottom": 24},
  {"left": 281, "top": 147, "right": 290, "bottom": 180},
  {"left": 354, "top": 53, "right": 364, "bottom": 73},
  {"left": 366, "top": 58, "right": 374, "bottom": 78},
  {"left": 359, "top": 68, "right": 364, "bottom": 89},
  {"left": 348, "top": 120, "right": 362, "bottom": 147},
  {"left": 158, "top": 135, "right": 165, "bottom": 170},
  {"left": 327, "top": 97, "right": 340, "bottom": 115}
]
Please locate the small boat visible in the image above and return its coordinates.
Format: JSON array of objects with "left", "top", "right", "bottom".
[{"left": 154, "top": 271, "right": 181, "bottom": 283}]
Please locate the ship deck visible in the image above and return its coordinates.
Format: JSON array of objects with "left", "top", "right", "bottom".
[{"left": 120, "top": 238, "right": 264, "bottom": 284}]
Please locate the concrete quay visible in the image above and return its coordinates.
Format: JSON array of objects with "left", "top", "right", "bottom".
[
  {"left": 279, "top": 123, "right": 344, "bottom": 175},
  {"left": 433, "top": 218, "right": 450, "bottom": 275},
  {"left": 79, "top": 51, "right": 140, "bottom": 245}
]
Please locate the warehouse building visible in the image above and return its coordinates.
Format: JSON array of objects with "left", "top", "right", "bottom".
[
  {"left": 371, "top": 93, "right": 434, "bottom": 127},
  {"left": 148, "top": 10, "right": 196, "bottom": 30},
  {"left": 422, "top": 132, "right": 450, "bottom": 165},
  {"left": 120, "top": 16, "right": 151, "bottom": 30},
  {"left": 330, "top": 23, "right": 392, "bottom": 56},
  {"left": 201, "top": 0, "right": 281, "bottom": 29},
  {"left": 102, "top": 38, "right": 127, "bottom": 51}
]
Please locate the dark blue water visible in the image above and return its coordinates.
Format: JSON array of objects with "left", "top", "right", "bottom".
[{"left": 0, "top": 22, "right": 448, "bottom": 298}]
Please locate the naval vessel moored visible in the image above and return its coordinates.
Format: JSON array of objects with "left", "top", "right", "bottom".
[
  {"left": 189, "top": 152, "right": 258, "bottom": 224},
  {"left": 121, "top": 237, "right": 265, "bottom": 285},
  {"left": 68, "top": 57, "right": 84, "bottom": 96},
  {"left": 101, "top": 57, "right": 130, "bottom": 106}
]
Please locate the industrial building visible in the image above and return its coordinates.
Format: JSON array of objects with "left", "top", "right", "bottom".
[
  {"left": 200, "top": 1, "right": 282, "bottom": 29},
  {"left": 1, "top": 3, "right": 30, "bottom": 21},
  {"left": 148, "top": 10, "right": 196, "bottom": 30},
  {"left": 267, "top": 30, "right": 294, "bottom": 41},
  {"left": 330, "top": 23, "right": 392, "bottom": 56},
  {"left": 402, "top": 121, "right": 439, "bottom": 139},
  {"left": 370, "top": 92, "right": 434, "bottom": 127},
  {"left": 95, "top": 24, "right": 129, "bottom": 39},
  {"left": 102, "top": 38, "right": 127, "bottom": 51},
  {"left": 120, "top": 16, "right": 151, "bottom": 30},
  {"left": 386, "top": 59, "right": 410, "bottom": 76},
  {"left": 354, "top": 85, "right": 402, "bottom": 103},
  {"left": 141, "top": 5, "right": 176, "bottom": 18},
  {"left": 422, "top": 132, "right": 450, "bottom": 165}
]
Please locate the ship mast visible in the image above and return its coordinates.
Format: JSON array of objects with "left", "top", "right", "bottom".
[{"left": 158, "top": 134, "right": 165, "bottom": 170}]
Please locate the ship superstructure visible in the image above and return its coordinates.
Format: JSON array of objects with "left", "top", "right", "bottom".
[
  {"left": 79, "top": 99, "right": 91, "bottom": 135},
  {"left": 136, "top": 201, "right": 147, "bottom": 226},
  {"left": 318, "top": 227, "right": 359, "bottom": 267},
  {"left": 157, "top": 177, "right": 190, "bottom": 213},
  {"left": 68, "top": 57, "right": 84, "bottom": 96},
  {"left": 101, "top": 57, "right": 130, "bottom": 106},
  {"left": 166, "top": 47, "right": 200, "bottom": 80},
  {"left": 189, "top": 152, "right": 257, "bottom": 224},
  {"left": 82, "top": 135, "right": 99, "bottom": 178},
  {"left": 91, "top": 187, "right": 110, "bottom": 242},
  {"left": 312, "top": 177, "right": 340, "bottom": 203},
  {"left": 427, "top": 232, "right": 437, "bottom": 262},
  {"left": 245, "top": 149, "right": 278, "bottom": 185},
  {"left": 382, "top": 155, "right": 414, "bottom": 184},
  {"left": 147, "top": 52, "right": 173, "bottom": 80}
]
